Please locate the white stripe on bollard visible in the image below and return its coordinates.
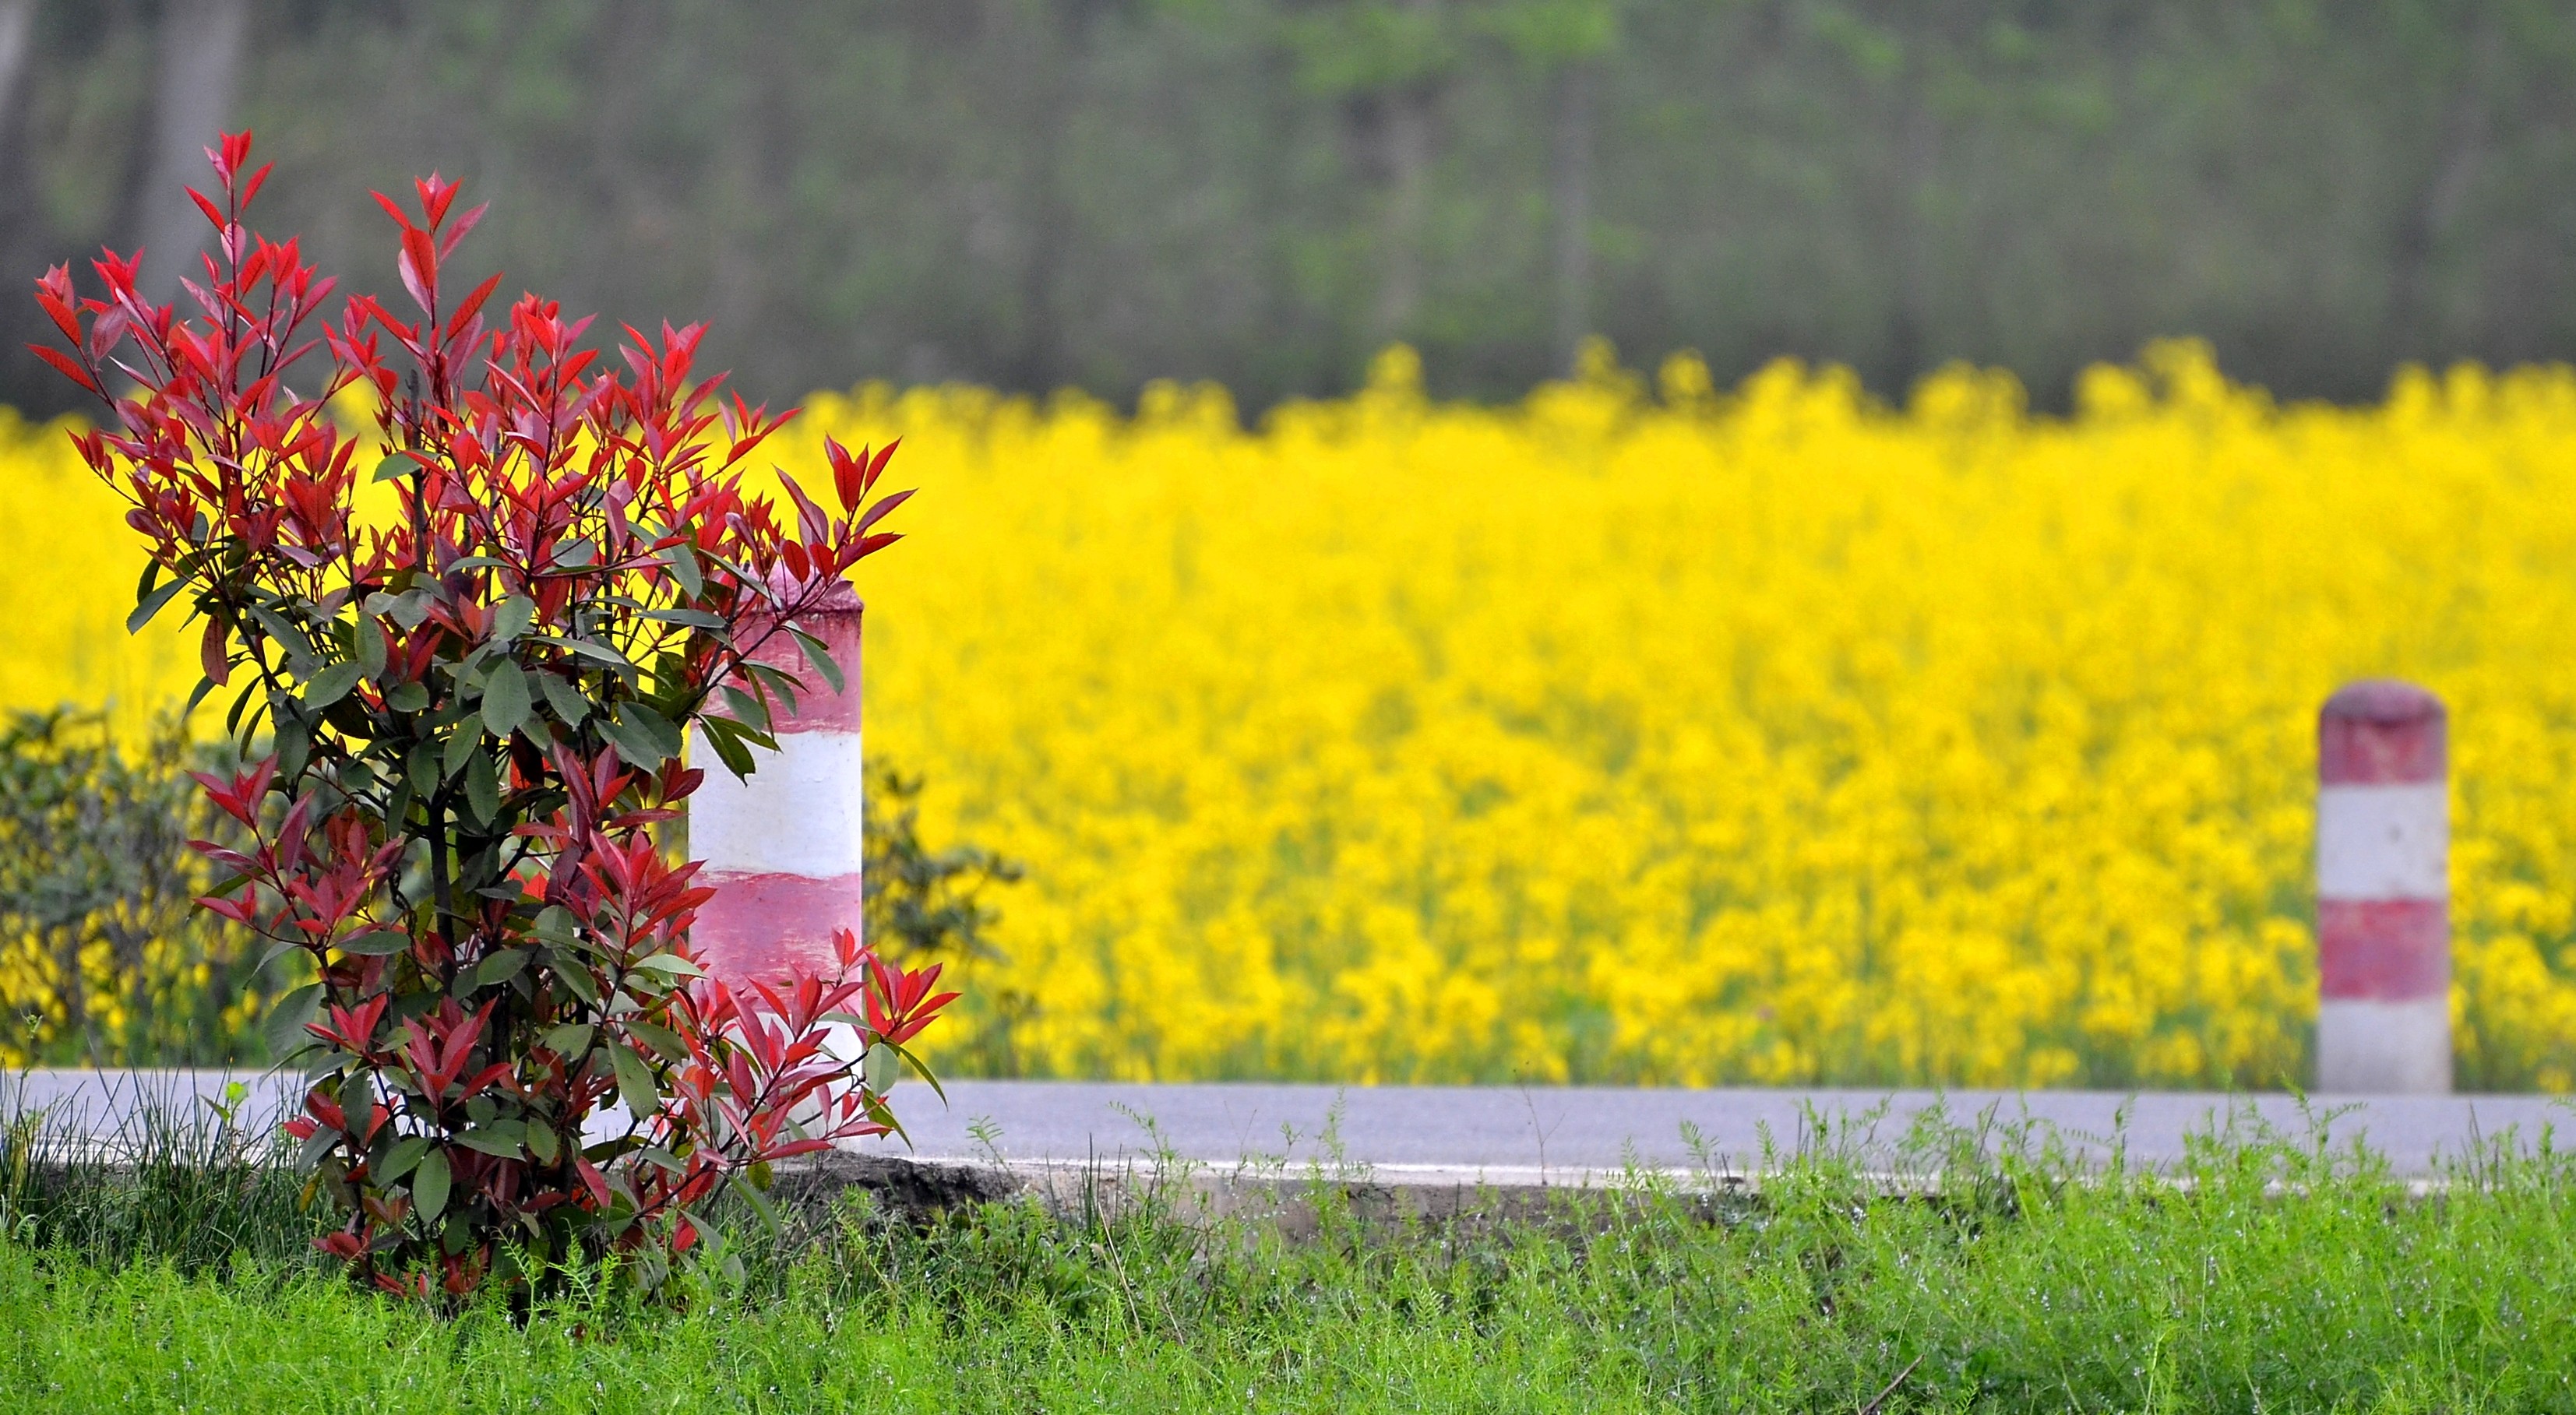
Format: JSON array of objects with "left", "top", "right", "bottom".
[
  {"left": 2314, "top": 783, "right": 2448, "bottom": 901},
  {"left": 690, "top": 730, "right": 869, "bottom": 879},
  {"left": 2314, "top": 679, "right": 2449, "bottom": 1094}
]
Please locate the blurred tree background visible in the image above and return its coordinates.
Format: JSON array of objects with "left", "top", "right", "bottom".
[{"left": 1, "top": 0, "right": 2572, "bottom": 417}]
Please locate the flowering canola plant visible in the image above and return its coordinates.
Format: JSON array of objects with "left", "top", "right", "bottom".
[{"left": 10, "top": 340, "right": 2576, "bottom": 1088}]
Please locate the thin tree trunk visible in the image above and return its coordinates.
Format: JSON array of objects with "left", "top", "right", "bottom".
[
  {"left": 1004, "top": 0, "right": 1094, "bottom": 393},
  {"left": 1884, "top": 33, "right": 1939, "bottom": 392},
  {"left": 1375, "top": 90, "right": 1430, "bottom": 345},
  {"left": 131, "top": 0, "right": 252, "bottom": 308},
  {"left": 2387, "top": 16, "right": 2499, "bottom": 363},
  {"left": 1373, "top": 0, "right": 1440, "bottom": 349},
  {"left": 0, "top": 0, "right": 35, "bottom": 160},
  {"left": 1550, "top": 58, "right": 1596, "bottom": 374},
  {"left": 0, "top": 0, "right": 38, "bottom": 287}
]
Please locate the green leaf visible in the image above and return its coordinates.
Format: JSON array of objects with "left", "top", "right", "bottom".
[
  {"left": 541, "top": 1023, "right": 594, "bottom": 1058},
  {"left": 661, "top": 542, "right": 704, "bottom": 597},
  {"left": 274, "top": 713, "right": 312, "bottom": 779},
  {"left": 441, "top": 724, "right": 479, "bottom": 783},
  {"left": 302, "top": 660, "right": 363, "bottom": 709},
  {"left": 629, "top": 953, "right": 704, "bottom": 980},
  {"left": 864, "top": 1040, "right": 898, "bottom": 1093},
  {"left": 735, "top": 1171, "right": 782, "bottom": 1234},
  {"left": 464, "top": 749, "right": 500, "bottom": 825},
  {"left": 386, "top": 681, "right": 430, "bottom": 713},
  {"left": 467, "top": 948, "right": 530, "bottom": 991},
  {"left": 491, "top": 594, "right": 536, "bottom": 643},
  {"left": 372, "top": 452, "right": 424, "bottom": 483},
  {"left": 261, "top": 983, "right": 323, "bottom": 1058},
  {"left": 249, "top": 604, "right": 320, "bottom": 673},
  {"left": 378, "top": 1135, "right": 432, "bottom": 1183},
  {"left": 354, "top": 619, "right": 388, "bottom": 676},
  {"left": 481, "top": 660, "right": 530, "bottom": 737},
  {"left": 537, "top": 670, "right": 589, "bottom": 727},
  {"left": 527, "top": 1125, "right": 560, "bottom": 1164},
  {"left": 127, "top": 575, "right": 189, "bottom": 635},
  {"left": 791, "top": 629, "right": 846, "bottom": 695},
  {"left": 615, "top": 701, "right": 684, "bottom": 759},
  {"left": 407, "top": 740, "right": 442, "bottom": 798},
  {"left": 529, "top": 633, "right": 636, "bottom": 673},
  {"left": 638, "top": 606, "right": 726, "bottom": 630},
  {"left": 339, "top": 929, "right": 410, "bottom": 956},
  {"left": 551, "top": 952, "right": 602, "bottom": 1007},
  {"left": 625, "top": 1018, "right": 687, "bottom": 1061},
  {"left": 611, "top": 1045, "right": 657, "bottom": 1116},
  {"left": 457, "top": 1124, "right": 524, "bottom": 1159},
  {"left": 596, "top": 714, "right": 654, "bottom": 769},
  {"left": 696, "top": 714, "right": 757, "bottom": 779},
  {"left": 386, "top": 590, "right": 435, "bottom": 631},
  {"left": 414, "top": 1149, "right": 451, "bottom": 1221},
  {"left": 719, "top": 684, "right": 772, "bottom": 734},
  {"left": 703, "top": 712, "right": 777, "bottom": 755},
  {"left": 743, "top": 662, "right": 801, "bottom": 716}
]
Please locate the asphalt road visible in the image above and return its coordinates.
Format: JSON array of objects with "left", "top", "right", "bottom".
[{"left": 9, "top": 1069, "right": 2570, "bottom": 1180}]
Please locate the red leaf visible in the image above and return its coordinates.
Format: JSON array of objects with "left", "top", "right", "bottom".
[
  {"left": 863, "top": 438, "right": 900, "bottom": 494},
  {"left": 439, "top": 202, "right": 489, "bottom": 261},
  {"left": 765, "top": 1139, "right": 835, "bottom": 1161},
  {"left": 368, "top": 189, "right": 418, "bottom": 233},
  {"left": 446, "top": 272, "right": 503, "bottom": 340},
  {"left": 853, "top": 486, "right": 914, "bottom": 537},
  {"left": 199, "top": 616, "right": 231, "bottom": 685},
  {"left": 26, "top": 343, "right": 100, "bottom": 395}
]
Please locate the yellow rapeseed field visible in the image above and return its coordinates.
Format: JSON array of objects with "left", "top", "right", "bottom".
[{"left": 8, "top": 340, "right": 2576, "bottom": 1088}]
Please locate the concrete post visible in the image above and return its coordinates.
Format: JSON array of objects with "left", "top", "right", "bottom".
[
  {"left": 2315, "top": 679, "right": 2450, "bottom": 1093},
  {"left": 690, "top": 580, "right": 866, "bottom": 984}
]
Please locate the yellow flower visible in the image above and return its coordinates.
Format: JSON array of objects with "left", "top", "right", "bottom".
[{"left": 13, "top": 340, "right": 2576, "bottom": 1088}]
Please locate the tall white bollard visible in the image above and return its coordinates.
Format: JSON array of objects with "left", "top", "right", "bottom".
[
  {"left": 2315, "top": 679, "right": 2450, "bottom": 1093},
  {"left": 690, "top": 581, "right": 866, "bottom": 984}
]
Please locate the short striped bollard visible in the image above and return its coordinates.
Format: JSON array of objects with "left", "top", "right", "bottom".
[
  {"left": 690, "top": 580, "right": 866, "bottom": 984},
  {"left": 2315, "top": 679, "right": 2450, "bottom": 1094}
]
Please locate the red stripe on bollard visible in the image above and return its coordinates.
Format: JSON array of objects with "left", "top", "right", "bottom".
[
  {"left": 2317, "top": 899, "right": 2449, "bottom": 1000},
  {"left": 2318, "top": 679, "right": 2445, "bottom": 786},
  {"left": 691, "top": 870, "right": 872, "bottom": 981},
  {"left": 722, "top": 579, "right": 864, "bottom": 737}
]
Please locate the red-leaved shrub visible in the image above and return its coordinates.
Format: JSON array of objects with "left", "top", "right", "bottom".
[{"left": 29, "top": 132, "right": 954, "bottom": 1299}]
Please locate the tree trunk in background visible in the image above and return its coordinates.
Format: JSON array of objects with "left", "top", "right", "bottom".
[
  {"left": 1551, "top": 58, "right": 1595, "bottom": 374},
  {"left": 0, "top": 0, "right": 34, "bottom": 160},
  {"left": 1374, "top": 89, "right": 1430, "bottom": 347},
  {"left": 130, "top": 0, "right": 250, "bottom": 308},
  {"left": 1883, "top": 17, "right": 1940, "bottom": 393},
  {"left": 1373, "top": 0, "right": 1440, "bottom": 350},
  {"left": 1004, "top": 0, "right": 1096, "bottom": 395},
  {"left": 0, "top": 0, "right": 37, "bottom": 280},
  {"left": 2385, "top": 15, "right": 2499, "bottom": 364}
]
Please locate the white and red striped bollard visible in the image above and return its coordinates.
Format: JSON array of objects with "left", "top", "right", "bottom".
[
  {"left": 691, "top": 579, "right": 866, "bottom": 986},
  {"left": 2315, "top": 679, "right": 2450, "bottom": 1093}
]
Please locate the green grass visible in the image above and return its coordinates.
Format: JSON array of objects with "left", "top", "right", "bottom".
[{"left": 5, "top": 1104, "right": 2576, "bottom": 1411}]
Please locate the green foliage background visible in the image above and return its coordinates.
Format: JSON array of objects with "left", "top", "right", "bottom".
[{"left": 2, "top": 0, "right": 2571, "bottom": 417}]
